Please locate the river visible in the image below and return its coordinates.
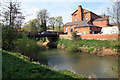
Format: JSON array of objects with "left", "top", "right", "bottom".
[{"left": 34, "top": 49, "right": 118, "bottom": 78}]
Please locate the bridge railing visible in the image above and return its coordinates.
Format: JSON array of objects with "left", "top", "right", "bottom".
[{"left": 17, "top": 31, "right": 59, "bottom": 38}]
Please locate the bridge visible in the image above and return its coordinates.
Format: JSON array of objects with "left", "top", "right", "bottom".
[
  {"left": 17, "top": 31, "right": 59, "bottom": 44},
  {"left": 26, "top": 32, "right": 59, "bottom": 44},
  {"left": 27, "top": 33, "right": 59, "bottom": 39},
  {"left": 28, "top": 32, "right": 59, "bottom": 48}
]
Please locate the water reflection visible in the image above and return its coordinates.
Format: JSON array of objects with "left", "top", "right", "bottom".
[{"left": 35, "top": 49, "right": 118, "bottom": 78}]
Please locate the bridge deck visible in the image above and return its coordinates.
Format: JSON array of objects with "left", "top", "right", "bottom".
[{"left": 28, "top": 33, "right": 59, "bottom": 38}]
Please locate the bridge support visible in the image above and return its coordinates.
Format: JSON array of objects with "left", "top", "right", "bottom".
[{"left": 46, "top": 37, "right": 49, "bottom": 42}]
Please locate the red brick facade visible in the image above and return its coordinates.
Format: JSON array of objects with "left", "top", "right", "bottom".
[
  {"left": 64, "top": 5, "right": 109, "bottom": 35},
  {"left": 64, "top": 25, "right": 76, "bottom": 34},
  {"left": 78, "top": 34, "right": 119, "bottom": 40},
  {"left": 93, "top": 19, "right": 109, "bottom": 27},
  {"left": 71, "top": 5, "right": 109, "bottom": 27},
  {"left": 74, "top": 27, "right": 90, "bottom": 34},
  {"left": 72, "top": 8, "right": 102, "bottom": 22},
  {"left": 74, "top": 26, "right": 102, "bottom": 34},
  {"left": 60, "top": 34, "right": 119, "bottom": 40},
  {"left": 61, "top": 5, "right": 116, "bottom": 40}
]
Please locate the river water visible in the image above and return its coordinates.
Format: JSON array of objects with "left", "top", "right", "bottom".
[{"left": 35, "top": 49, "right": 118, "bottom": 78}]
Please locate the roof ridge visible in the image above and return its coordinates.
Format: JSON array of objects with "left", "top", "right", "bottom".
[{"left": 64, "top": 20, "right": 89, "bottom": 26}]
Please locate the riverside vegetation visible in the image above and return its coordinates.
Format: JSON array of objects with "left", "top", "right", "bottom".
[
  {"left": 2, "top": 26, "right": 119, "bottom": 79},
  {"left": 2, "top": 26, "right": 87, "bottom": 79},
  {"left": 37, "top": 31, "right": 119, "bottom": 56},
  {"left": 56, "top": 31, "right": 119, "bottom": 56},
  {"left": 2, "top": 27, "right": 119, "bottom": 79},
  {"left": 2, "top": 1, "right": 119, "bottom": 78},
  {"left": 2, "top": 50, "right": 87, "bottom": 79},
  {"left": 56, "top": 39, "right": 119, "bottom": 56}
]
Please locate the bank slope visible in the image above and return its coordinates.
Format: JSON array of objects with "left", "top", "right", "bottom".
[
  {"left": 2, "top": 50, "right": 87, "bottom": 79},
  {"left": 57, "top": 39, "right": 119, "bottom": 56}
]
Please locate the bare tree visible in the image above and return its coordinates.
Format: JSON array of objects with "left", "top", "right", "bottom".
[
  {"left": 107, "top": 0, "right": 120, "bottom": 28},
  {"left": 37, "top": 9, "right": 49, "bottom": 31},
  {"left": 1, "top": 0, "right": 25, "bottom": 28},
  {"left": 49, "top": 17, "right": 56, "bottom": 31}
]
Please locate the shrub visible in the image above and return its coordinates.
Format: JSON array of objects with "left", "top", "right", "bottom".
[
  {"left": 66, "top": 44, "right": 78, "bottom": 52},
  {"left": 110, "top": 40, "right": 119, "bottom": 47},
  {"left": 72, "top": 31, "right": 77, "bottom": 41},
  {"left": 77, "top": 37, "right": 82, "bottom": 40},
  {"left": 84, "top": 48, "right": 94, "bottom": 52},
  {"left": 14, "top": 34, "right": 39, "bottom": 61},
  {"left": 39, "top": 38, "right": 44, "bottom": 42},
  {"left": 2, "top": 26, "right": 19, "bottom": 50}
]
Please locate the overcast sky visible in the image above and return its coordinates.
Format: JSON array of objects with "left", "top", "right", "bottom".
[{"left": 2, "top": 0, "right": 117, "bottom": 25}]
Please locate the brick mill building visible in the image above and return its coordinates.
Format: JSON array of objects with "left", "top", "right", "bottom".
[{"left": 64, "top": 5, "right": 109, "bottom": 35}]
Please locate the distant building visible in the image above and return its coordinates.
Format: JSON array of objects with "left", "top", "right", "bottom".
[{"left": 64, "top": 5, "right": 109, "bottom": 35}]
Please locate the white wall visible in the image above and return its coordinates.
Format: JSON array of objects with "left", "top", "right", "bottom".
[{"left": 101, "top": 26, "right": 119, "bottom": 34}]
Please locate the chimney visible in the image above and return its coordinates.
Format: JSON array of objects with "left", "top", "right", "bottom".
[{"left": 78, "top": 5, "right": 83, "bottom": 21}]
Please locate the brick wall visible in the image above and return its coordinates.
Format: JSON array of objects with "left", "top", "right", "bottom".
[
  {"left": 64, "top": 26, "right": 102, "bottom": 35},
  {"left": 59, "top": 34, "right": 119, "bottom": 40},
  {"left": 78, "top": 6, "right": 83, "bottom": 21},
  {"left": 78, "top": 34, "right": 119, "bottom": 40},
  {"left": 72, "top": 6, "right": 83, "bottom": 21},
  {"left": 83, "top": 12, "right": 91, "bottom": 20},
  {"left": 72, "top": 6, "right": 102, "bottom": 22},
  {"left": 59, "top": 34, "right": 72, "bottom": 39},
  {"left": 91, "top": 12, "right": 101, "bottom": 20},
  {"left": 74, "top": 27, "right": 90, "bottom": 34},
  {"left": 72, "top": 11, "right": 78, "bottom": 22},
  {"left": 93, "top": 20, "right": 108, "bottom": 27},
  {"left": 83, "top": 9, "right": 89, "bottom": 13},
  {"left": 72, "top": 7, "right": 91, "bottom": 21},
  {"left": 64, "top": 25, "right": 76, "bottom": 34}
]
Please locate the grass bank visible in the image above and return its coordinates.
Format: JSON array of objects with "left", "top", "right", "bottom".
[
  {"left": 56, "top": 39, "right": 119, "bottom": 55},
  {"left": 2, "top": 50, "right": 87, "bottom": 79}
]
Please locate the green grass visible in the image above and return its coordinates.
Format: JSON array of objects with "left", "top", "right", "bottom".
[
  {"left": 2, "top": 50, "right": 87, "bottom": 79},
  {"left": 57, "top": 39, "right": 119, "bottom": 52},
  {"left": 83, "top": 48, "right": 94, "bottom": 52}
]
